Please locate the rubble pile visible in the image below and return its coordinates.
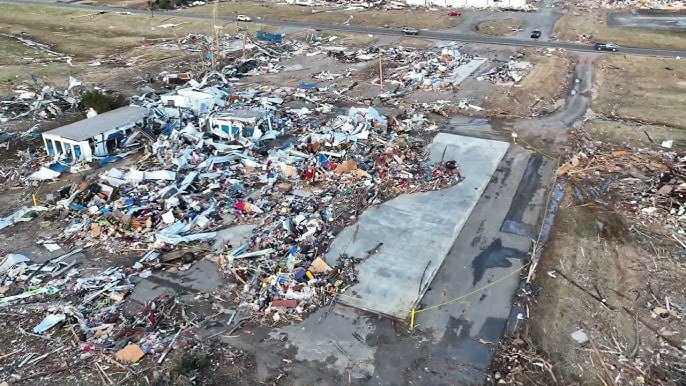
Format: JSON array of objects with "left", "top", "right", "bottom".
[
  {"left": 376, "top": 46, "right": 478, "bottom": 92},
  {"left": 0, "top": 23, "right": 483, "bottom": 377},
  {"left": 0, "top": 247, "right": 197, "bottom": 368},
  {"left": 0, "top": 80, "right": 82, "bottom": 123},
  {"left": 104, "top": 104, "right": 459, "bottom": 317},
  {"left": 326, "top": 46, "right": 380, "bottom": 63},
  {"left": 0, "top": 142, "right": 51, "bottom": 188},
  {"left": 489, "top": 334, "right": 558, "bottom": 385},
  {"left": 558, "top": 135, "right": 686, "bottom": 229},
  {"left": 7, "top": 78, "right": 462, "bottom": 335},
  {"left": 156, "top": 32, "right": 318, "bottom": 79},
  {"left": 477, "top": 60, "right": 532, "bottom": 84}
]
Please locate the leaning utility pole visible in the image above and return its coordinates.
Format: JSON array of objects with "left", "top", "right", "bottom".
[
  {"left": 379, "top": 56, "right": 384, "bottom": 90},
  {"left": 211, "top": 0, "right": 219, "bottom": 70}
]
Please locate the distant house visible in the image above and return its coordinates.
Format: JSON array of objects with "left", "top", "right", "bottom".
[
  {"left": 160, "top": 87, "right": 228, "bottom": 115},
  {"left": 404, "top": 0, "right": 527, "bottom": 7},
  {"left": 202, "top": 109, "right": 274, "bottom": 142},
  {"left": 41, "top": 105, "right": 149, "bottom": 164}
]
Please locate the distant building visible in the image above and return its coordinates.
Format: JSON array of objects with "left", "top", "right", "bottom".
[
  {"left": 202, "top": 109, "right": 275, "bottom": 142},
  {"left": 404, "top": 0, "right": 527, "bottom": 7},
  {"left": 160, "top": 87, "right": 228, "bottom": 115},
  {"left": 41, "top": 105, "right": 149, "bottom": 164}
]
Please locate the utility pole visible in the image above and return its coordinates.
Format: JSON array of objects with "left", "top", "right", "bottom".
[
  {"left": 211, "top": 0, "right": 219, "bottom": 70},
  {"left": 379, "top": 55, "right": 383, "bottom": 90}
]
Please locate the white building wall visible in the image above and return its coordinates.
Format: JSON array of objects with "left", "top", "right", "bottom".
[
  {"left": 42, "top": 134, "right": 92, "bottom": 163},
  {"left": 161, "top": 89, "right": 216, "bottom": 114},
  {"left": 42, "top": 125, "right": 137, "bottom": 163}
]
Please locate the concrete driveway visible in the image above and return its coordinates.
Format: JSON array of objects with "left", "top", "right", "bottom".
[{"left": 497, "top": 52, "right": 597, "bottom": 143}]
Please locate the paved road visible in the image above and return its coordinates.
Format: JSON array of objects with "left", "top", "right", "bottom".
[
  {"left": 3, "top": 0, "right": 686, "bottom": 58},
  {"left": 441, "top": 8, "right": 565, "bottom": 42},
  {"left": 502, "top": 52, "right": 596, "bottom": 136}
]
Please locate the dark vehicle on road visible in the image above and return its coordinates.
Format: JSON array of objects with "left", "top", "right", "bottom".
[
  {"left": 530, "top": 29, "right": 541, "bottom": 39},
  {"left": 594, "top": 42, "right": 619, "bottom": 52},
  {"left": 401, "top": 27, "right": 419, "bottom": 36}
]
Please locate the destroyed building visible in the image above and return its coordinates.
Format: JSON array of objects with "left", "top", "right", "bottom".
[
  {"left": 160, "top": 86, "right": 228, "bottom": 115},
  {"left": 41, "top": 105, "right": 149, "bottom": 164}
]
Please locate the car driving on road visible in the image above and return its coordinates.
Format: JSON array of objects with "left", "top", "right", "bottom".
[
  {"left": 594, "top": 42, "right": 619, "bottom": 52},
  {"left": 236, "top": 15, "right": 252, "bottom": 22},
  {"left": 401, "top": 27, "right": 419, "bottom": 36},
  {"left": 530, "top": 29, "right": 541, "bottom": 39}
]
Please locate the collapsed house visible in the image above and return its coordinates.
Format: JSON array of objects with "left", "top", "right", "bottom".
[
  {"left": 41, "top": 105, "right": 149, "bottom": 164},
  {"left": 160, "top": 86, "right": 228, "bottom": 115}
]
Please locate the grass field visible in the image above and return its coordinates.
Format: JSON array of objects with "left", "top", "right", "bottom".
[
  {"left": 585, "top": 119, "right": 686, "bottom": 147},
  {"left": 186, "top": 2, "right": 463, "bottom": 30},
  {"left": 593, "top": 55, "right": 686, "bottom": 128},
  {"left": 475, "top": 18, "right": 522, "bottom": 36},
  {"left": 553, "top": 8, "right": 686, "bottom": 50},
  {"left": 0, "top": 3, "right": 266, "bottom": 93},
  {"left": 484, "top": 53, "right": 571, "bottom": 117}
]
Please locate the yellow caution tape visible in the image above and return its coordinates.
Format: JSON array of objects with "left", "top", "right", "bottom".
[{"left": 415, "top": 261, "right": 530, "bottom": 313}]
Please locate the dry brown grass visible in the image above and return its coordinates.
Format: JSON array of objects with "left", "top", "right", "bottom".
[
  {"left": 553, "top": 8, "right": 686, "bottom": 50},
  {"left": 593, "top": 55, "right": 686, "bottom": 129},
  {"left": 0, "top": 3, "right": 265, "bottom": 93},
  {"left": 475, "top": 18, "right": 522, "bottom": 37},
  {"left": 186, "top": 2, "right": 462, "bottom": 30},
  {"left": 483, "top": 53, "right": 571, "bottom": 118},
  {"left": 585, "top": 119, "right": 686, "bottom": 148}
]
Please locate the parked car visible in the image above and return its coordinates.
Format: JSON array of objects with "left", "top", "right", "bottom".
[
  {"left": 401, "top": 27, "right": 419, "bottom": 36},
  {"left": 236, "top": 15, "right": 252, "bottom": 22},
  {"left": 448, "top": 11, "right": 461, "bottom": 16},
  {"left": 594, "top": 42, "right": 619, "bottom": 52},
  {"left": 530, "top": 29, "right": 541, "bottom": 39}
]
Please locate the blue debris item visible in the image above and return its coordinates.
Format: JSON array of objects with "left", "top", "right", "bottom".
[
  {"left": 298, "top": 82, "right": 317, "bottom": 89},
  {"left": 68, "top": 203, "right": 85, "bottom": 211},
  {"left": 48, "top": 162, "right": 69, "bottom": 173},
  {"left": 99, "top": 155, "right": 123, "bottom": 165},
  {"left": 317, "top": 154, "right": 329, "bottom": 168},
  {"left": 162, "top": 122, "right": 178, "bottom": 135},
  {"left": 107, "top": 131, "right": 125, "bottom": 140},
  {"left": 255, "top": 30, "right": 283, "bottom": 43},
  {"left": 287, "top": 245, "right": 300, "bottom": 256},
  {"left": 294, "top": 268, "right": 307, "bottom": 282}
]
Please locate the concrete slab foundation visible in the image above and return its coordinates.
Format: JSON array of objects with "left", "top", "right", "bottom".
[{"left": 325, "top": 133, "right": 509, "bottom": 319}]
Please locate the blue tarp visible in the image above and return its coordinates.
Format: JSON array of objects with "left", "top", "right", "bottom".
[
  {"left": 48, "top": 162, "right": 69, "bottom": 173},
  {"left": 298, "top": 82, "right": 317, "bottom": 89}
]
